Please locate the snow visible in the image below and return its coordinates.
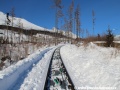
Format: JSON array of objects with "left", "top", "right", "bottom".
[
  {"left": 0, "top": 11, "right": 45, "bottom": 30},
  {"left": 60, "top": 43, "right": 120, "bottom": 89},
  {"left": 93, "top": 41, "right": 106, "bottom": 43},
  {"left": 0, "top": 29, "right": 28, "bottom": 43},
  {"left": 0, "top": 10, "right": 76, "bottom": 38},
  {"left": 1, "top": 10, "right": 120, "bottom": 90},
  {"left": 52, "top": 27, "right": 77, "bottom": 39},
  {"left": 0, "top": 11, "right": 77, "bottom": 40},
  {"left": 114, "top": 41, "right": 120, "bottom": 44},
  {"left": 114, "top": 35, "right": 120, "bottom": 41},
  {"left": 0, "top": 42, "right": 120, "bottom": 90},
  {"left": 16, "top": 48, "right": 55, "bottom": 90},
  {"left": 0, "top": 46, "right": 54, "bottom": 90}
]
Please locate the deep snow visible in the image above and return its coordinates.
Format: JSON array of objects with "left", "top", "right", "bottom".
[
  {"left": 0, "top": 43, "right": 120, "bottom": 90},
  {"left": 60, "top": 43, "right": 120, "bottom": 89},
  {"left": 18, "top": 48, "right": 55, "bottom": 90},
  {"left": 0, "top": 46, "right": 54, "bottom": 90}
]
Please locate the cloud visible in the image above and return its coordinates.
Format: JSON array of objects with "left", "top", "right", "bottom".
[{"left": 112, "top": 28, "right": 117, "bottom": 31}]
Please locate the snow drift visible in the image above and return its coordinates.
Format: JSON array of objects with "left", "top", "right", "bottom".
[
  {"left": 60, "top": 43, "right": 120, "bottom": 89},
  {"left": 0, "top": 47, "right": 52, "bottom": 90}
]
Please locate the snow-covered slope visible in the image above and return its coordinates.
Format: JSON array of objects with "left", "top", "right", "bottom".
[
  {"left": 0, "top": 11, "right": 44, "bottom": 30},
  {"left": 0, "top": 11, "right": 77, "bottom": 39},
  {"left": 60, "top": 43, "right": 120, "bottom": 89},
  {"left": 115, "top": 35, "right": 120, "bottom": 41},
  {"left": 52, "top": 27, "right": 77, "bottom": 39}
]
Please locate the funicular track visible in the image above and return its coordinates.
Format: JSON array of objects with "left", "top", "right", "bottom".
[{"left": 44, "top": 47, "right": 75, "bottom": 90}]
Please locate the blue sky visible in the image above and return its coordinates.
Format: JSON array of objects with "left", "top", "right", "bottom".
[{"left": 0, "top": 0, "right": 120, "bottom": 36}]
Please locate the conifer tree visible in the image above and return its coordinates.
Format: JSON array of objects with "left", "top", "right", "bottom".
[{"left": 106, "top": 26, "right": 114, "bottom": 47}]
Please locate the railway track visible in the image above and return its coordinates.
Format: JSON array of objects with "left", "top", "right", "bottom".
[{"left": 44, "top": 47, "right": 75, "bottom": 90}]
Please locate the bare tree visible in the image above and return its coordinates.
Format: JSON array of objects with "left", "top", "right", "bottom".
[
  {"left": 10, "top": 8, "right": 15, "bottom": 45},
  {"left": 75, "top": 4, "right": 81, "bottom": 42},
  {"left": 63, "top": 18, "right": 69, "bottom": 43},
  {"left": 52, "top": 0, "right": 63, "bottom": 45},
  {"left": 86, "top": 29, "right": 89, "bottom": 38},
  {"left": 18, "top": 18, "right": 21, "bottom": 44},
  {"left": 6, "top": 13, "right": 11, "bottom": 43},
  {"left": 92, "top": 10, "right": 95, "bottom": 36},
  {"left": 81, "top": 29, "right": 84, "bottom": 38},
  {"left": 68, "top": 0, "right": 74, "bottom": 43}
]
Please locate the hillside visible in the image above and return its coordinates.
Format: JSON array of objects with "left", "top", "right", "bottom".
[
  {"left": 0, "top": 11, "right": 77, "bottom": 43},
  {"left": 115, "top": 35, "right": 120, "bottom": 41},
  {"left": 0, "top": 11, "right": 45, "bottom": 30}
]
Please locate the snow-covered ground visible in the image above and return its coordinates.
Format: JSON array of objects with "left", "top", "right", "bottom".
[
  {"left": 0, "top": 46, "right": 55, "bottom": 90},
  {"left": 60, "top": 43, "right": 120, "bottom": 90},
  {"left": 0, "top": 43, "right": 120, "bottom": 90}
]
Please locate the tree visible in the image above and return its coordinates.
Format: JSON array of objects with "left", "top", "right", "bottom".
[
  {"left": 18, "top": 18, "right": 22, "bottom": 44},
  {"left": 63, "top": 18, "right": 69, "bottom": 43},
  {"left": 106, "top": 26, "right": 114, "bottom": 47},
  {"left": 75, "top": 4, "right": 80, "bottom": 42},
  {"left": 97, "top": 34, "right": 100, "bottom": 41},
  {"left": 10, "top": 8, "right": 15, "bottom": 45},
  {"left": 6, "top": 13, "right": 11, "bottom": 43},
  {"left": 52, "top": 0, "right": 63, "bottom": 45},
  {"left": 92, "top": 10, "right": 95, "bottom": 36},
  {"left": 68, "top": 0, "right": 74, "bottom": 43}
]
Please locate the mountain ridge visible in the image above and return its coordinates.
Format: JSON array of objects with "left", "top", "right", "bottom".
[{"left": 0, "top": 11, "right": 45, "bottom": 30}]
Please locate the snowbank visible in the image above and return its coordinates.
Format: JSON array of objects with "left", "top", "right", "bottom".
[
  {"left": 19, "top": 48, "right": 55, "bottom": 90},
  {"left": 60, "top": 43, "right": 120, "bottom": 89},
  {"left": 0, "top": 47, "right": 52, "bottom": 90}
]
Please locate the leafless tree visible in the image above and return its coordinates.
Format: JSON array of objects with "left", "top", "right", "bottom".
[
  {"left": 81, "top": 29, "right": 84, "bottom": 38},
  {"left": 63, "top": 18, "right": 69, "bottom": 43},
  {"left": 68, "top": 0, "right": 74, "bottom": 43},
  {"left": 75, "top": 4, "right": 81, "bottom": 42},
  {"left": 10, "top": 8, "right": 15, "bottom": 45},
  {"left": 52, "top": 0, "right": 63, "bottom": 45},
  {"left": 6, "top": 13, "right": 11, "bottom": 43},
  {"left": 18, "top": 18, "right": 22, "bottom": 44},
  {"left": 92, "top": 10, "right": 95, "bottom": 36}
]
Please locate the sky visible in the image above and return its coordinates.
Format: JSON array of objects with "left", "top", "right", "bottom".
[{"left": 0, "top": 0, "right": 120, "bottom": 36}]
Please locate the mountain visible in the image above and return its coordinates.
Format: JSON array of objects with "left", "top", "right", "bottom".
[
  {"left": 0, "top": 11, "right": 45, "bottom": 30},
  {"left": 114, "top": 35, "right": 120, "bottom": 41},
  {"left": 0, "top": 11, "right": 77, "bottom": 39}
]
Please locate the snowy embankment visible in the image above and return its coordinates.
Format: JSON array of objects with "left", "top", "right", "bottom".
[
  {"left": 0, "top": 46, "right": 54, "bottom": 90},
  {"left": 18, "top": 48, "right": 55, "bottom": 90},
  {"left": 60, "top": 43, "right": 120, "bottom": 89}
]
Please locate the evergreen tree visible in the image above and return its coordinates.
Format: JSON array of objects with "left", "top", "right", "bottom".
[{"left": 106, "top": 27, "right": 114, "bottom": 47}]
